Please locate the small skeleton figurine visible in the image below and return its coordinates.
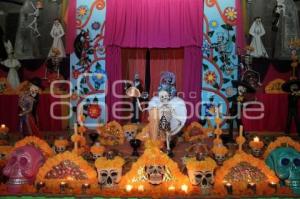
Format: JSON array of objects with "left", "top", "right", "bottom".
[
  {"left": 1, "top": 40, "right": 21, "bottom": 89},
  {"left": 27, "top": 1, "right": 42, "bottom": 37},
  {"left": 282, "top": 79, "right": 300, "bottom": 135},
  {"left": 19, "top": 77, "right": 42, "bottom": 138},
  {"left": 131, "top": 73, "right": 144, "bottom": 123},
  {"left": 272, "top": 0, "right": 286, "bottom": 32},
  {"left": 227, "top": 80, "right": 255, "bottom": 143}
]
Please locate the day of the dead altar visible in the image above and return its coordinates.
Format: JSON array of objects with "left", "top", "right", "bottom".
[{"left": 0, "top": 0, "right": 300, "bottom": 198}]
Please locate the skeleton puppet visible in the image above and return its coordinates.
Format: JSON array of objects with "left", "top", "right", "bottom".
[{"left": 27, "top": 1, "right": 42, "bottom": 37}]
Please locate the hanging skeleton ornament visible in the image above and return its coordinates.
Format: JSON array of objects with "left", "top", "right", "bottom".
[
  {"left": 145, "top": 165, "right": 166, "bottom": 185},
  {"left": 27, "top": 1, "right": 41, "bottom": 37}
]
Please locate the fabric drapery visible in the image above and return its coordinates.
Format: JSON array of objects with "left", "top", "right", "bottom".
[
  {"left": 104, "top": 0, "right": 203, "bottom": 48},
  {"left": 105, "top": 0, "right": 204, "bottom": 122},
  {"left": 65, "top": 0, "right": 76, "bottom": 54},
  {"left": 236, "top": 0, "right": 246, "bottom": 51}
]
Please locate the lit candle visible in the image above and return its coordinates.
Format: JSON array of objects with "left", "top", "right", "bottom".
[
  {"left": 81, "top": 183, "right": 90, "bottom": 194},
  {"left": 1, "top": 124, "right": 5, "bottom": 128},
  {"left": 269, "top": 181, "right": 277, "bottom": 193},
  {"left": 60, "top": 181, "right": 67, "bottom": 193},
  {"left": 248, "top": 182, "right": 256, "bottom": 193},
  {"left": 181, "top": 184, "right": 188, "bottom": 193},
  {"left": 36, "top": 181, "right": 45, "bottom": 192},
  {"left": 125, "top": 184, "right": 133, "bottom": 192},
  {"left": 249, "top": 136, "right": 264, "bottom": 152},
  {"left": 138, "top": 185, "right": 144, "bottom": 192},
  {"left": 224, "top": 182, "right": 233, "bottom": 195},
  {"left": 168, "top": 185, "right": 176, "bottom": 191}
]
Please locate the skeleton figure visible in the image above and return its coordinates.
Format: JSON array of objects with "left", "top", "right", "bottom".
[
  {"left": 27, "top": 1, "right": 41, "bottom": 37},
  {"left": 145, "top": 165, "right": 166, "bottom": 185},
  {"left": 98, "top": 168, "right": 122, "bottom": 187}
]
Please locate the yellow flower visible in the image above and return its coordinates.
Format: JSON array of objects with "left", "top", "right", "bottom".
[
  {"left": 95, "top": 156, "right": 125, "bottom": 169},
  {"left": 185, "top": 157, "right": 217, "bottom": 171},
  {"left": 224, "top": 7, "right": 237, "bottom": 21}
]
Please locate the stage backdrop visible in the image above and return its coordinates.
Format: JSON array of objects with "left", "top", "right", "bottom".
[
  {"left": 70, "top": 0, "right": 107, "bottom": 128},
  {"left": 201, "top": 0, "right": 239, "bottom": 127}
]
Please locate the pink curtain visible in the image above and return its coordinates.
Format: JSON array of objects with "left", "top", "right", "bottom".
[
  {"left": 236, "top": 0, "right": 246, "bottom": 51},
  {"left": 104, "top": 0, "right": 203, "bottom": 48},
  {"left": 104, "top": 0, "right": 204, "bottom": 122},
  {"left": 65, "top": 0, "right": 77, "bottom": 54}
]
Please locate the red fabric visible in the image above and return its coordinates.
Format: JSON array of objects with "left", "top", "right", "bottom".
[
  {"left": 242, "top": 93, "right": 300, "bottom": 133},
  {"left": 28, "top": 115, "right": 41, "bottom": 138},
  {"left": 106, "top": 46, "right": 123, "bottom": 122},
  {"left": 104, "top": 0, "right": 204, "bottom": 48},
  {"left": 236, "top": 0, "right": 246, "bottom": 50},
  {"left": 150, "top": 48, "right": 184, "bottom": 96},
  {"left": 0, "top": 94, "right": 65, "bottom": 132},
  {"left": 65, "top": 0, "right": 77, "bottom": 54}
]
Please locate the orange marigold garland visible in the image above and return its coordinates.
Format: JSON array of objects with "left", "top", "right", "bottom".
[
  {"left": 14, "top": 136, "right": 54, "bottom": 158},
  {"left": 214, "top": 152, "right": 279, "bottom": 195},
  {"left": 36, "top": 151, "right": 97, "bottom": 192},
  {"left": 264, "top": 136, "right": 300, "bottom": 159}
]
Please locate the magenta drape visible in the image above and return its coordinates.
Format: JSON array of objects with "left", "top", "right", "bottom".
[
  {"left": 104, "top": 0, "right": 203, "bottom": 48},
  {"left": 106, "top": 46, "right": 123, "bottom": 122},
  {"left": 105, "top": 0, "right": 204, "bottom": 122},
  {"left": 65, "top": 0, "right": 76, "bottom": 54},
  {"left": 236, "top": 0, "right": 246, "bottom": 51}
]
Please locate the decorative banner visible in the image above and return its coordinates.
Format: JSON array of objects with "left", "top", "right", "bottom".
[
  {"left": 201, "top": 0, "right": 238, "bottom": 127},
  {"left": 70, "top": 0, "right": 106, "bottom": 128}
]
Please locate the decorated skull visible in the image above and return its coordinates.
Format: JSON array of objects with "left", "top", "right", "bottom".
[
  {"left": 214, "top": 154, "right": 226, "bottom": 166},
  {"left": 159, "top": 90, "right": 170, "bottom": 104},
  {"left": 189, "top": 171, "right": 214, "bottom": 193},
  {"left": 237, "top": 85, "right": 247, "bottom": 96},
  {"left": 3, "top": 145, "right": 45, "bottom": 193},
  {"left": 54, "top": 138, "right": 68, "bottom": 154},
  {"left": 266, "top": 147, "right": 300, "bottom": 194},
  {"left": 123, "top": 124, "right": 138, "bottom": 142},
  {"left": 95, "top": 156, "right": 125, "bottom": 188},
  {"left": 145, "top": 165, "right": 166, "bottom": 185},
  {"left": 98, "top": 168, "right": 122, "bottom": 187}
]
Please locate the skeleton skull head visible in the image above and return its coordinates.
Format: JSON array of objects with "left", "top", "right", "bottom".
[
  {"left": 266, "top": 147, "right": 300, "bottom": 194},
  {"left": 237, "top": 85, "right": 247, "bottom": 96},
  {"left": 214, "top": 154, "right": 226, "bottom": 166},
  {"left": 159, "top": 90, "right": 170, "bottom": 104},
  {"left": 55, "top": 145, "right": 66, "bottom": 154},
  {"left": 188, "top": 170, "right": 214, "bottom": 193},
  {"left": 123, "top": 124, "right": 138, "bottom": 142},
  {"left": 145, "top": 165, "right": 166, "bottom": 185},
  {"left": 97, "top": 168, "right": 122, "bottom": 187},
  {"left": 3, "top": 145, "right": 44, "bottom": 193},
  {"left": 29, "top": 84, "right": 40, "bottom": 98}
]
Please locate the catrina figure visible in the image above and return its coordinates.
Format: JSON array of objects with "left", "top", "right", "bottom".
[
  {"left": 282, "top": 79, "right": 300, "bottom": 135},
  {"left": 226, "top": 80, "right": 255, "bottom": 143},
  {"left": 18, "top": 77, "right": 43, "bottom": 138}
]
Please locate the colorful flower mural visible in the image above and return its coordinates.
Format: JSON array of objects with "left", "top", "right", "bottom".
[{"left": 202, "top": 0, "right": 238, "bottom": 127}]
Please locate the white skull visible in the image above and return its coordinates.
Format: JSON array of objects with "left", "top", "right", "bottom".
[
  {"left": 159, "top": 90, "right": 170, "bottom": 104},
  {"left": 30, "top": 85, "right": 40, "bottom": 97},
  {"left": 145, "top": 165, "right": 165, "bottom": 185},
  {"left": 55, "top": 146, "right": 66, "bottom": 154},
  {"left": 237, "top": 85, "right": 247, "bottom": 96},
  {"left": 215, "top": 154, "right": 226, "bottom": 165},
  {"left": 124, "top": 130, "right": 136, "bottom": 141},
  {"left": 92, "top": 153, "right": 102, "bottom": 160},
  {"left": 188, "top": 170, "right": 214, "bottom": 194},
  {"left": 97, "top": 168, "right": 122, "bottom": 188}
]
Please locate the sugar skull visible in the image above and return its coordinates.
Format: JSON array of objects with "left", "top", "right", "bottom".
[
  {"left": 95, "top": 156, "right": 125, "bottom": 188},
  {"left": 123, "top": 124, "right": 138, "bottom": 142},
  {"left": 159, "top": 90, "right": 170, "bottom": 104},
  {"left": 98, "top": 168, "right": 122, "bottom": 187},
  {"left": 214, "top": 154, "right": 226, "bottom": 166},
  {"left": 54, "top": 139, "right": 68, "bottom": 154},
  {"left": 189, "top": 170, "right": 214, "bottom": 194},
  {"left": 266, "top": 147, "right": 300, "bottom": 194},
  {"left": 145, "top": 165, "right": 166, "bottom": 185},
  {"left": 3, "top": 145, "right": 45, "bottom": 193}
]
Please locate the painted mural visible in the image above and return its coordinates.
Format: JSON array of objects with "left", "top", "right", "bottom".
[
  {"left": 202, "top": 0, "right": 238, "bottom": 127},
  {"left": 70, "top": 0, "right": 106, "bottom": 127}
]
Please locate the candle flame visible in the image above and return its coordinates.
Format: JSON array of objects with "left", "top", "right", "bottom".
[
  {"left": 125, "top": 184, "right": 133, "bottom": 192},
  {"left": 253, "top": 136, "right": 260, "bottom": 142},
  {"left": 181, "top": 184, "right": 188, "bottom": 193}
]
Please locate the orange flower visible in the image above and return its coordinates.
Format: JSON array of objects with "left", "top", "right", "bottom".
[
  {"left": 15, "top": 136, "right": 54, "bottom": 158},
  {"left": 264, "top": 136, "right": 300, "bottom": 158}
]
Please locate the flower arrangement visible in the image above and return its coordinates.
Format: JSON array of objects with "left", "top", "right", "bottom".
[
  {"left": 97, "top": 121, "right": 124, "bottom": 146},
  {"left": 14, "top": 136, "right": 54, "bottom": 158},
  {"left": 185, "top": 157, "right": 217, "bottom": 172},
  {"left": 212, "top": 143, "right": 228, "bottom": 156},
  {"left": 36, "top": 151, "right": 97, "bottom": 191},
  {"left": 183, "top": 122, "right": 212, "bottom": 142},
  {"left": 54, "top": 139, "right": 69, "bottom": 148},
  {"left": 95, "top": 156, "right": 125, "bottom": 169},
  {"left": 90, "top": 144, "right": 105, "bottom": 156},
  {"left": 214, "top": 152, "right": 279, "bottom": 195},
  {"left": 118, "top": 145, "right": 191, "bottom": 196},
  {"left": 263, "top": 136, "right": 300, "bottom": 159}
]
